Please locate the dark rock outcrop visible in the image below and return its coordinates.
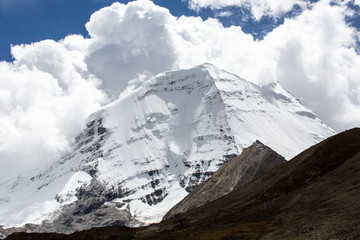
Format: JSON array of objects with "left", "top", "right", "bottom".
[
  {"left": 164, "top": 140, "right": 286, "bottom": 219},
  {"left": 44, "top": 179, "right": 132, "bottom": 234}
]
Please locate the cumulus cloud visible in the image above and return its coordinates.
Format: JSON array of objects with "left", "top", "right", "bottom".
[
  {"left": 0, "top": 39, "right": 106, "bottom": 180},
  {"left": 263, "top": 0, "right": 360, "bottom": 130},
  {"left": 185, "top": 0, "right": 308, "bottom": 20},
  {"left": 1, "top": 0, "right": 359, "bottom": 180},
  {"left": 84, "top": 1, "right": 177, "bottom": 96}
]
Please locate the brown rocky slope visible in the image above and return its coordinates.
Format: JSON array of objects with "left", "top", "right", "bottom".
[
  {"left": 164, "top": 140, "right": 286, "bottom": 219},
  {"left": 6, "top": 128, "right": 360, "bottom": 240}
]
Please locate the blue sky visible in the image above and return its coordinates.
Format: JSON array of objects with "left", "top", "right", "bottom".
[{"left": 0, "top": 0, "right": 123, "bottom": 61}]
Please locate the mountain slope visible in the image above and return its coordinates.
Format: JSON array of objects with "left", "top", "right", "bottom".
[
  {"left": 0, "top": 63, "right": 334, "bottom": 235},
  {"left": 6, "top": 128, "right": 360, "bottom": 240},
  {"left": 138, "top": 127, "right": 360, "bottom": 240},
  {"left": 163, "top": 140, "right": 286, "bottom": 219}
]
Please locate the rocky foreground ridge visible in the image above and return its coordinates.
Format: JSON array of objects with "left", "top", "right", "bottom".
[{"left": 164, "top": 140, "right": 286, "bottom": 219}]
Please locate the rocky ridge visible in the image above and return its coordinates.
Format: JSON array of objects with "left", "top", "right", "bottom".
[{"left": 164, "top": 140, "right": 286, "bottom": 219}]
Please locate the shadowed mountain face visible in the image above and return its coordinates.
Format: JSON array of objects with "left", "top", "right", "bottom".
[
  {"left": 6, "top": 128, "right": 360, "bottom": 240},
  {"left": 163, "top": 140, "right": 286, "bottom": 220}
]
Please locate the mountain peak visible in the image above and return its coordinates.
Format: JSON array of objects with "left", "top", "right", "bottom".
[
  {"left": 140, "top": 63, "right": 247, "bottom": 93},
  {"left": 0, "top": 64, "right": 335, "bottom": 236}
]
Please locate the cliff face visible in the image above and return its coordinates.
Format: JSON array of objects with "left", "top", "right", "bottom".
[{"left": 164, "top": 140, "right": 286, "bottom": 219}]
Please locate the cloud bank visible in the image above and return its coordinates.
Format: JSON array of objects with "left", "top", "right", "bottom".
[
  {"left": 1, "top": 0, "right": 359, "bottom": 180},
  {"left": 0, "top": 39, "right": 107, "bottom": 179}
]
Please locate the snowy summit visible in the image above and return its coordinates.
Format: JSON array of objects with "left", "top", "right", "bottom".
[{"left": 0, "top": 64, "right": 334, "bottom": 234}]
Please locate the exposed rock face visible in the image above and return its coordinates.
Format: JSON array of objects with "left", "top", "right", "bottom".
[
  {"left": 164, "top": 140, "right": 286, "bottom": 219},
  {"left": 41, "top": 179, "right": 133, "bottom": 234}
]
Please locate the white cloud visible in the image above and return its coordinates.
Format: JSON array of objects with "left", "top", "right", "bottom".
[
  {"left": 263, "top": 0, "right": 360, "bottom": 130},
  {"left": 215, "top": 10, "right": 233, "bottom": 18},
  {"left": 185, "top": 0, "right": 307, "bottom": 20},
  {"left": 0, "top": 39, "right": 106, "bottom": 180},
  {"left": 84, "top": 1, "right": 177, "bottom": 96},
  {"left": 1, "top": 0, "right": 359, "bottom": 180}
]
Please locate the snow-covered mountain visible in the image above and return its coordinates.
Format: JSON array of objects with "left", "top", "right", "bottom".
[{"left": 0, "top": 63, "right": 334, "bottom": 235}]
